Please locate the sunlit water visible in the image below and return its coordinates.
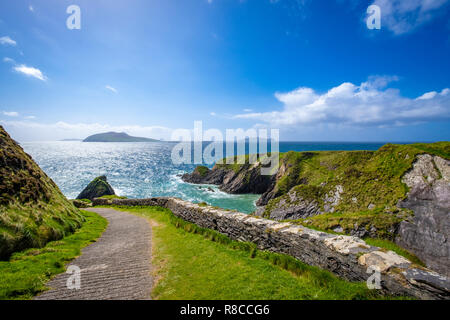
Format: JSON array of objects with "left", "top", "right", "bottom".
[{"left": 21, "top": 141, "right": 388, "bottom": 214}]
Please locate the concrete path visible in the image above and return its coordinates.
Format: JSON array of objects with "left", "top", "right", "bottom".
[{"left": 35, "top": 208, "right": 152, "bottom": 300}]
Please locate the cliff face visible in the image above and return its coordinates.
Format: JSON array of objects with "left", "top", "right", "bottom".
[
  {"left": 396, "top": 154, "right": 450, "bottom": 276},
  {"left": 182, "top": 142, "right": 450, "bottom": 275},
  {"left": 182, "top": 162, "right": 273, "bottom": 194},
  {"left": 0, "top": 126, "right": 83, "bottom": 259}
]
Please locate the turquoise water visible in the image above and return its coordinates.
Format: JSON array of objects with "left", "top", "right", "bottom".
[{"left": 21, "top": 141, "right": 389, "bottom": 214}]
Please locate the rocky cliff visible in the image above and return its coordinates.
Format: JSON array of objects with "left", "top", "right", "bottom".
[
  {"left": 182, "top": 162, "right": 273, "bottom": 194},
  {"left": 182, "top": 142, "right": 450, "bottom": 276},
  {"left": 396, "top": 154, "right": 450, "bottom": 276},
  {"left": 0, "top": 126, "right": 83, "bottom": 259}
]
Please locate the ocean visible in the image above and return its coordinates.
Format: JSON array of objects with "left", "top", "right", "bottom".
[{"left": 21, "top": 141, "right": 391, "bottom": 213}]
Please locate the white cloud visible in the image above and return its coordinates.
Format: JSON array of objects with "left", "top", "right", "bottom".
[
  {"left": 14, "top": 64, "right": 47, "bottom": 81},
  {"left": 234, "top": 76, "right": 450, "bottom": 128},
  {"left": 25, "top": 115, "right": 36, "bottom": 119},
  {"left": 0, "top": 36, "right": 17, "bottom": 46},
  {"left": 243, "top": 108, "right": 253, "bottom": 112},
  {"left": 105, "top": 85, "right": 118, "bottom": 93},
  {"left": 3, "top": 57, "right": 15, "bottom": 64},
  {"left": 2, "top": 111, "right": 19, "bottom": 117},
  {"left": 416, "top": 91, "right": 438, "bottom": 100},
  {"left": 0, "top": 120, "right": 174, "bottom": 142},
  {"left": 372, "top": 0, "right": 450, "bottom": 35},
  {"left": 210, "top": 112, "right": 217, "bottom": 116},
  {"left": 29, "top": 5, "right": 34, "bottom": 12}
]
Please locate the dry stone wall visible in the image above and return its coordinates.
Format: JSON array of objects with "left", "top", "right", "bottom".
[{"left": 93, "top": 197, "right": 449, "bottom": 300}]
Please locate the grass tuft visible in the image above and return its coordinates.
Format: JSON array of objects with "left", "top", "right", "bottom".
[{"left": 0, "top": 210, "right": 107, "bottom": 300}]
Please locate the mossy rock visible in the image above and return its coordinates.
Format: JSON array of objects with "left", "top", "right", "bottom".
[
  {"left": 194, "top": 166, "right": 210, "bottom": 177},
  {"left": 76, "top": 176, "right": 115, "bottom": 201},
  {"left": 71, "top": 199, "right": 93, "bottom": 208}
]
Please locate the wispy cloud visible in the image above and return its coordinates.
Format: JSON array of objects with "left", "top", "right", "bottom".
[
  {"left": 3, "top": 57, "right": 15, "bottom": 64},
  {"left": 371, "top": 0, "right": 450, "bottom": 35},
  {"left": 29, "top": 5, "right": 34, "bottom": 12},
  {"left": 0, "top": 36, "right": 17, "bottom": 46},
  {"left": 14, "top": 64, "right": 47, "bottom": 81},
  {"left": 2, "top": 111, "right": 19, "bottom": 117},
  {"left": 105, "top": 85, "right": 118, "bottom": 93},
  {"left": 234, "top": 76, "right": 450, "bottom": 128}
]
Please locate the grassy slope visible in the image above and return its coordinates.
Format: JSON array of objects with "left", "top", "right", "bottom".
[
  {"left": 260, "top": 142, "right": 449, "bottom": 239},
  {"left": 0, "top": 126, "right": 84, "bottom": 259},
  {"left": 0, "top": 210, "right": 107, "bottom": 300},
  {"left": 113, "top": 206, "right": 408, "bottom": 300}
]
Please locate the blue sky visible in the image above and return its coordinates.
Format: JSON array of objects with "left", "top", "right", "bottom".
[{"left": 0, "top": 0, "right": 449, "bottom": 141}]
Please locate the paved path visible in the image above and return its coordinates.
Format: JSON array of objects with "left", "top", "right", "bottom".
[{"left": 35, "top": 208, "right": 152, "bottom": 300}]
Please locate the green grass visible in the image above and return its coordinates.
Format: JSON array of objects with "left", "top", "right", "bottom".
[
  {"left": 256, "top": 142, "right": 449, "bottom": 237},
  {"left": 195, "top": 166, "right": 210, "bottom": 177},
  {"left": 99, "top": 195, "right": 127, "bottom": 200},
  {"left": 0, "top": 126, "right": 84, "bottom": 260},
  {"left": 111, "top": 205, "right": 409, "bottom": 300},
  {"left": 293, "top": 209, "right": 408, "bottom": 240},
  {"left": 291, "top": 214, "right": 423, "bottom": 265},
  {"left": 77, "top": 199, "right": 92, "bottom": 203},
  {"left": 0, "top": 210, "right": 107, "bottom": 300}
]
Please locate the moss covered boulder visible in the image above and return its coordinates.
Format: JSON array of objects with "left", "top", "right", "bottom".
[
  {"left": 0, "top": 126, "right": 83, "bottom": 260},
  {"left": 77, "top": 176, "right": 115, "bottom": 200}
]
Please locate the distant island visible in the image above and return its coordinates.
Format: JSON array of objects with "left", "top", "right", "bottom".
[{"left": 83, "top": 132, "right": 159, "bottom": 142}]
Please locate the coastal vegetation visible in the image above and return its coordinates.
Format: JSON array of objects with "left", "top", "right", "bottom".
[
  {"left": 185, "top": 142, "right": 449, "bottom": 240},
  {"left": 111, "top": 205, "right": 407, "bottom": 300},
  {"left": 99, "top": 195, "right": 127, "bottom": 200},
  {"left": 0, "top": 126, "right": 83, "bottom": 260},
  {"left": 0, "top": 210, "right": 107, "bottom": 300}
]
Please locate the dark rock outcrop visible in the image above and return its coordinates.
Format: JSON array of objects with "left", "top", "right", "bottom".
[
  {"left": 396, "top": 154, "right": 450, "bottom": 277},
  {"left": 182, "top": 166, "right": 227, "bottom": 185},
  {"left": 260, "top": 184, "right": 345, "bottom": 220},
  {"left": 77, "top": 176, "right": 115, "bottom": 200},
  {"left": 71, "top": 199, "right": 93, "bottom": 208},
  {"left": 182, "top": 162, "right": 273, "bottom": 195}
]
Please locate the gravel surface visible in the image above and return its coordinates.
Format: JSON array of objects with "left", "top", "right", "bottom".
[{"left": 35, "top": 208, "right": 152, "bottom": 300}]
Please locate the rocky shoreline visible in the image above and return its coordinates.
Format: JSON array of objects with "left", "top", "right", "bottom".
[{"left": 182, "top": 144, "right": 450, "bottom": 277}]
